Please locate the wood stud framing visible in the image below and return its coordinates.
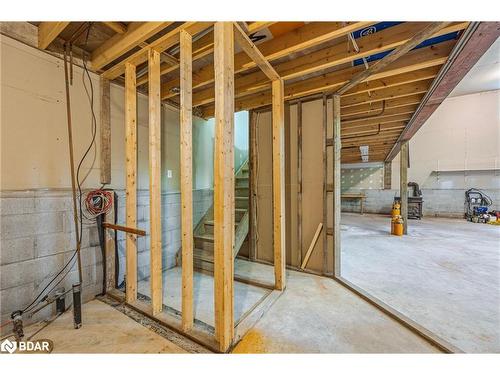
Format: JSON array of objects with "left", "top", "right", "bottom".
[
  {"left": 91, "top": 20, "right": 475, "bottom": 352},
  {"left": 213, "top": 22, "right": 235, "bottom": 352},
  {"left": 272, "top": 78, "right": 286, "bottom": 290},
  {"left": 180, "top": 29, "right": 194, "bottom": 331},
  {"left": 332, "top": 95, "right": 341, "bottom": 277},
  {"left": 124, "top": 63, "right": 137, "bottom": 304},
  {"left": 322, "top": 95, "right": 328, "bottom": 275},
  {"left": 148, "top": 49, "right": 163, "bottom": 315}
]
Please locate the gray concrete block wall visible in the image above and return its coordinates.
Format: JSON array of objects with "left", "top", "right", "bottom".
[
  {"left": 341, "top": 188, "right": 500, "bottom": 217},
  {"left": 114, "top": 189, "right": 213, "bottom": 285},
  {"left": 0, "top": 190, "right": 103, "bottom": 337}
]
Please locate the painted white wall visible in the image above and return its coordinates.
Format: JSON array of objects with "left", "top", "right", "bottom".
[
  {"left": 0, "top": 35, "right": 214, "bottom": 192},
  {"left": 391, "top": 89, "right": 500, "bottom": 190}
]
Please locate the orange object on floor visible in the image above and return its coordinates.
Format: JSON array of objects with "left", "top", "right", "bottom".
[{"left": 392, "top": 222, "right": 403, "bottom": 236}]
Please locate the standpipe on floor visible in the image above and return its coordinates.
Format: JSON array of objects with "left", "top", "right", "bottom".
[{"left": 63, "top": 42, "right": 83, "bottom": 327}]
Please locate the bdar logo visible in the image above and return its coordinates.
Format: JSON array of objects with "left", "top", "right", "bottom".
[
  {"left": 1, "top": 339, "right": 17, "bottom": 354},
  {"left": 0, "top": 338, "right": 53, "bottom": 354}
]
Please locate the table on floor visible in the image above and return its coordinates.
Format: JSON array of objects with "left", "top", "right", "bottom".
[{"left": 341, "top": 193, "right": 366, "bottom": 214}]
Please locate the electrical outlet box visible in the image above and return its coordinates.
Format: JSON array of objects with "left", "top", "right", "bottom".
[{"left": 167, "top": 170, "right": 172, "bottom": 178}]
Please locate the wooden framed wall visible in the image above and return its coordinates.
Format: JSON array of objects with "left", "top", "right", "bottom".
[{"left": 104, "top": 21, "right": 285, "bottom": 353}]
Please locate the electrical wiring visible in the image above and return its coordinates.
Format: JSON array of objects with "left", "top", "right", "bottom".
[{"left": 17, "top": 23, "right": 101, "bottom": 317}]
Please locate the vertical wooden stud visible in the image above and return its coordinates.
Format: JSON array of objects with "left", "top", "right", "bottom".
[
  {"left": 180, "top": 29, "right": 194, "bottom": 331},
  {"left": 332, "top": 94, "right": 341, "bottom": 277},
  {"left": 248, "top": 110, "right": 257, "bottom": 261},
  {"left": 213, "top": 22, "right": 235, "bottom": 352},
  {"left": 272, "top": 78, "right": 286, "bottom": 291},
  {"left": 400, "top": 141, "right": 409, "bottom": 235},
  {"left": 322, "top": 94, "right": 328, "bottom": 275},
  {"left": 297, "top": 101, "right": 303, "bottom": 268},
  {"left": 100, "top": 77, "right": 111, "bottom": 185},
  {"left": 124, "top": 63, "right": 137, "bottom": 303},
  {"left": 149, "top": 48, "right": 163, "bottom": 315}
]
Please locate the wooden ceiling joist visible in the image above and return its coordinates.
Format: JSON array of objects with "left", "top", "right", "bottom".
[
  {"left": 233, "top": 22, "right": 279, "bottom": 81},
  {"left": 248, "top": 22, "right": 276, "bottom": 34},
  {"left": 161, "top": 21, "right": 375, "bottom": 98},
  {"left": 102, "top": 22, "right": 213, "bottom": 80},
  {"left": 137, "top": 30, "right": 215, "bottom": 86},
  {"left": 194, "top": 35, "right": 456, "bottom": 111},
  {"left": 38, "top": 22, "right": 70, "bottom": 49},
  {"left": 342, "top": 113, "right": 413, "bottom": 130},
  {"left": 341, "top": 94, "right": 425, "bottom": 117},
  {"left": 102, "top": 22, "right": 128, "bottom": 34},
  {"left": 202, "top": 77, "right": 434, "bottom": 117},
  {"left": 341, "top": 79, "right": 433, "bottom": 108},
  {"left": 335, "top": 22, "right": 450, "bottom": 95},
  {"left": 91, "top": 22, "right": 174, "bottom": 71},
  {"left": 190, "top": 22, "right": 467, "bottom": 105}
]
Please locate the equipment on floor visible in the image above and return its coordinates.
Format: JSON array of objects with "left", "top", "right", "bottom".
[
  {"left": 394, "top": 182, "right": 423, "bottom": 220},
  {"left": 390, "top": 201, "right": 404, "bottom": 236},
  {"left": 73, "top": 283, "right": 82, "bottom": 329},
  {"left": 464, "top": 188, "right": 493, "bottom": 223}
]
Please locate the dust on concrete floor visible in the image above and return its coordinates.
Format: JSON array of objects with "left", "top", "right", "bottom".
[
  {"left": 26, "top": 299, "right": 187, "bottom": 353},
  {"left": 341, "top": 212, "right": 500, "bottom": 353},
  {"left": 137, "top": 262, "right": 273, "bottom": 328},
  {"left": 232, "top": 268, "right": 440, "bottom": 353}
]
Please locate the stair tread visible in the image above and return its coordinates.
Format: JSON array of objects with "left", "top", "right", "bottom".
[
  {"left": 194, "top": 233, "right": 214, "bottom": 241},
  {"left": 205, "top": 220, "right": 239, "bottom": 226},
  {"left": 194, "top": 247, "right": 214, "bottom": 261}
]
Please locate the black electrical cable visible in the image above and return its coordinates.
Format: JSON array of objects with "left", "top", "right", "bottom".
[{"left": 19, "top": 23, "right": 100, "bottom": 316}]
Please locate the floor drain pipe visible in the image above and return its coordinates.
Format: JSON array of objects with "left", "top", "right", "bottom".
[{"left": 72, "top": 283, "right": 82, "bottom": 329}]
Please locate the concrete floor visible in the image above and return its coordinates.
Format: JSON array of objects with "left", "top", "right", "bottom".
[
  {"left": 21, "top": 263, "right": 447, "bottom": 354},
  {"left": 233, "top": 268, "right": 439, "bottom": 353},
  {"left": 137, "top": 264, "right": 271, "bottom": 328},
  {"left": 341, "top": 213, "right": 500, "bottom": 353},
  {"left": 27, "top": 300, "right": 187, "bottom": 353}
]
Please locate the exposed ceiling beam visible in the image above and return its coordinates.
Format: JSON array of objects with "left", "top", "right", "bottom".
[
  {"left": 161, "top": 21, "right": 375, "bottom": 98},
  {"left": 233, "top": 22, "right": 280, "bottom": 81},
  {"left": 201, "top": 73, "right": 434, "bottom": 117},
  {"left": 136, "top": 29, "right": 214, "bottom": 86},
  {"left": 248, "top": 22, "right": 276, "bottom": 34},
  {"left": 342, "top": 113, "right": 414, "bottom": 129},
  {"left": 101, "top": 22, "right": 213, "bottom": 80},
  {"left": 91, "top": 22, "right": 173, "bottom": 70},
  {"left": 335, "top": 22, "right": 450, "bottom": 95},
  {"left": 386, "top": 21, "right": 500, "bottom": 161},
  {"left": 342, "top": 122, "right": 407, "bottom": 136},
  {"left": 341, "top": 79, "right": 433, "bottom": 107},
  {"left": 38, "top": 22, "right": 70, "bottom": 49},
  {"left": 102, "top": 22, "right": 127, "bottom": 34},
  {"left": 190, "top": 25, "right": 463, "bottom": 108},
  {"left": 341, "top": 94, "right": 425, "bottom": 117}
]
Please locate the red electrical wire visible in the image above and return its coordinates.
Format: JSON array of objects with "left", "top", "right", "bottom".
[{"left": 84, "top": 189, "right": 113, "bottom": 216}]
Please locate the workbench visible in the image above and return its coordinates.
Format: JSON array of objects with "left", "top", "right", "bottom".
[{"left": 341, "top": 193, "right": 366, "bottom": 214}]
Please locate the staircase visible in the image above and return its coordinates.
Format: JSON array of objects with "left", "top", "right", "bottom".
[{"left": 177, "top": 160, "right": 250, "bottom": 273}]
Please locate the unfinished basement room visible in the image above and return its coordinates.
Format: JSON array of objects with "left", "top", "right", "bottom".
[{"left": 1, "top": 2, "right": 500, "bottom": 371}]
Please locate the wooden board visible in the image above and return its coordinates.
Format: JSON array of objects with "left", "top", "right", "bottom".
[
  {"left": 124, "top": 63, "right": 137, "bottom": 303},
  {"left": 179, "top": 29, "right": 194, "bottom": 331},
  {"left": 272, "top": 78, "right": 286, "bottom": 290},
  {"left": 148, "top": 49, "right": 163, "bottom": 315},
  {"left": 213, "top": 22, "right": 235, "bottom": 352}
]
